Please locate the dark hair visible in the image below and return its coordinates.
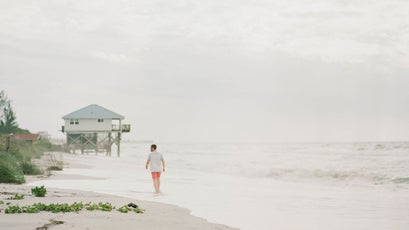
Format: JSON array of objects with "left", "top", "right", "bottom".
[{"left": 151, "top": 144, "right": 157, "bottom": 150}]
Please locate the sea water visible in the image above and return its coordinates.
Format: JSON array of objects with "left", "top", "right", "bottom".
[{"left": 28, "top": 142, "right": 409, "bottom": 230}]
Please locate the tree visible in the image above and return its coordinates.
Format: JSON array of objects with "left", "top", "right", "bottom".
[
  {"left": 1, "top": 102, "right": 18, "bottom": 133},
  {"left": 0, "top": 90, "right": 7, "bottom": 111},
  {"left": 0, "top": 90, "right": 19, "bottom": 134},
  {"left": 0, "top": 90, "right": 9, "bottom": 129}
]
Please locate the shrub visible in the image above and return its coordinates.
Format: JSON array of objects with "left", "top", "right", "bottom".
[
  {"left": 0, "top": 153, "right": 25, "bottom": 184},
  {"left": 31, "top": 186, "right": 47, "bottom": 197},
  {"left": 0, "top": 136, "right": 51, "bottom": 181},
  {"left": 20, "top": 161, "right": 43, "bottom": 175}
]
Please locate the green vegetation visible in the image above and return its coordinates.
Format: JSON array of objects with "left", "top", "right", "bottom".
[
  {"left": 0, "top": 90, "right": 29, "bottom": 134},
  {"left": 0, "top": 145, "right": 48, "bottom": 184},
  {"left": 0, "top": 90, "right": 18, "bottom": 134},
  {"left": 85, "top": 202, "right": 114, "bottom": 211},
  {"left": 7, "top": 194, "right": 24, "bottom": 200},
  {"left": 1, "top": 187, "right": 144, "bottom": 215},
  {"left": 5, "top": 204, "right": 40, "bottom": 214},
  {"left": 0, "top": 153, "right": 25, "bottom": 184},
  {"left": 4, "top": 202, "right": 87, "bottom": 214},
  {"left": 17, "top": 139, "right": 52, "bottom": 160},
  {"left": 0, "top": 140, "right": 49, "bottom": 183},
  {"left": 31, "top": 186, "right": 47, "bottom": 197},
  {"left": 20, "top": 161, "right": 43, "bottom": 175},
  {"left": 2, "top": 186, "right": 144, "bottom": 214},
  {"left": 0, "top": 91, "right": 51, "bottom": 184},
  {"left": 4, "top": 201, "right": 144, "bottom": 214},
  {"left": 117, "top": 205, "right": 145, "bottom": 214}
]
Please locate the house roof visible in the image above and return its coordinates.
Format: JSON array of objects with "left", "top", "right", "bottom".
[
  {"left": 62, "top": 104, "right": 124, "bottom": 120},
  {"left": 14, "top": 134, "right": 41, "bottom": 141}
]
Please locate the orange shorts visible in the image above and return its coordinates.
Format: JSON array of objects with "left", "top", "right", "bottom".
[{"left": 151, "top": 172, "right": 161, "bottom": 179}]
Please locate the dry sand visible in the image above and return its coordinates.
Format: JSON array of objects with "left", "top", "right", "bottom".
[{"left": 0, "top": 153, "right": 238, "bottom": 230}]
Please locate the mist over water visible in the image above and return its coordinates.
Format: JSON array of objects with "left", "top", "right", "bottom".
[{"left": 28, "top": 142, "right": 409, "bottom": 230}]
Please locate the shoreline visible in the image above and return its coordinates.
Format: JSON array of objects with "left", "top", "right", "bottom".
[{"left": 0, "top": 152, "right": 239, "bottom": 230}]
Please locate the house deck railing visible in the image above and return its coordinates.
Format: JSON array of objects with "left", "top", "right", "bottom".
[{"left": 112, "top": 124, "right": 131, "bottom": 132}]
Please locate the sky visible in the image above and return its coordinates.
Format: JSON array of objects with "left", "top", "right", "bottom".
[{"left": 1, "top": 0, "right": 408, "bottom": 143}]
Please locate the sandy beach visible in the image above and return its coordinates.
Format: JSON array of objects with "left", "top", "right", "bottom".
[
  {"left": 0, "top": 153, "right": 238, "bottom": 230},
  {"left": 4, "top": 143, "right": 408, "bottom": 230}
]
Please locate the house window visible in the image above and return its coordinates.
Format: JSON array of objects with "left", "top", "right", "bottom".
[
  {"left": 70, "top": 119, "right": 79, "bottom": 125},
  {"left": 98, "top": 119, "right": 104, "bottom": 123}
]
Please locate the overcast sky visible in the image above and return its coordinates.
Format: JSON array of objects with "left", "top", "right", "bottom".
[{"left": 1, "top": 0, "right": 408, "bottom": 142}]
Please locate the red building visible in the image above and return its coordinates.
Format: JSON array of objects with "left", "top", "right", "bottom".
[{"left": 14, "top": 133, "right": 41, "bottom": 144}]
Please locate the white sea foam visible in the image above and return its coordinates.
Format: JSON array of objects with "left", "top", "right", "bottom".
[{"left": 28, "top": 142, "right": 409, "bottom": 230}]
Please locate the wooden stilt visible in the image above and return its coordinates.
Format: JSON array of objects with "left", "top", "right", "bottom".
[
  {"left": 117, "top": 132, "right": 121, "bottom": 157},
  {"left": 94, "top": 133, "right": 98, "bottom": 155},
  {"left": 107, "top": 132, "right": 112, "bottom": 156}
]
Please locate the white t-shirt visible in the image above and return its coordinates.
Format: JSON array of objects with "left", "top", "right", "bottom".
[{"left": 147, "top": 151, "right": 164, "bottom": 172}]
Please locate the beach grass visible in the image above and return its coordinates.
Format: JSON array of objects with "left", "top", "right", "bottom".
[
  {"left": 0, "top": 140, "right": 50, "bottom": 184},
  {"left": 20, "top": 161, "right": 43, "bottom": 175},
  {"left": 0, "top": 152, "right": 25, "bottom": 184}
]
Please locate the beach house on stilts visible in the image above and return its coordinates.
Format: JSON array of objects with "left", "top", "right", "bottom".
[{"left": 61, "top": 104, "right": 130, "bottom": 157}]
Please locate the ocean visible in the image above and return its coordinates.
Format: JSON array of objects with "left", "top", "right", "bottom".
[{"left": 28, "top": 142, "right": 409, "bottom": 230}]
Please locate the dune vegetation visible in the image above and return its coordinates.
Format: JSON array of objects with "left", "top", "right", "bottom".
[{"left": 0, "top": 90, "right": 50, "bottom": 184}]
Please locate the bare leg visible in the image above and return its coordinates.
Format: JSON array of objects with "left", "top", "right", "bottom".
[
  {"left": 153, "top": 178, "right": 160, "bottom": 193},
  {"left": 152, "top": 179, "right": 157, "bottom": 193}
]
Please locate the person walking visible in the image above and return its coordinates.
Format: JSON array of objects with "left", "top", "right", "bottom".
[{"left": 145, "top": 144, "right": 165, "bottom": 193}]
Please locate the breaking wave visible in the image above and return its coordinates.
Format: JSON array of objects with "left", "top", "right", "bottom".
[{"left": 262, "top": 167, "right": 394, "bottom": 184}]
